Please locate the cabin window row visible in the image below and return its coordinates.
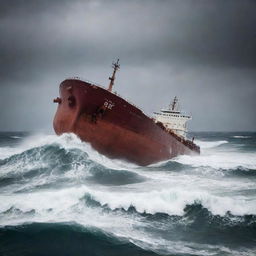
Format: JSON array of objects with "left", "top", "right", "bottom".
[{"left": 161, "top": 114, "right": 187, "bottom": 117}]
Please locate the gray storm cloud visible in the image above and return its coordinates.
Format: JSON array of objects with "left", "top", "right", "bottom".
[{"left": 0, "top": 0, "right": 255, "bottom": 131}]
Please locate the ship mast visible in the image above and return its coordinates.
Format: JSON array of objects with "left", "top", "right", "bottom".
[
  {"left": 108, "top": 59, "right": 120, "bottom": 92},
  {"left": 170, "top": 96, "right": 178, "bottom": 111}
]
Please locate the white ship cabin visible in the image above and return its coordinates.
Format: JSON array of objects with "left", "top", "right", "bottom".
[{"left": 154, "top": 97, "right": 191, "bottom": 138}]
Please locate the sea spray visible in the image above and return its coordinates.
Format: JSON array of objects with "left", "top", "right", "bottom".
[{"left": 0, "top": 132, "right": 256, "bottom": 256}]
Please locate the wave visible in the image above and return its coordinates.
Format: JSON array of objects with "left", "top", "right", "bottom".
[
  {"left": 2, "top": 184, "right": 254, "bottom": 220},
  {"left": 83, "top": 192, "right": 256, "bottom": 221},
  {"left": 10, "top": 136, "right": 22, "bottom": 139},
  {"left": 195, "top": 140, "right": 228, "bottom": 149},
  {"left": 83, "top": 188, "right": 256, "bottom": 217},
  {"left": 0, "top": 222, "right": 158, "bottom": 256},
  {"left": 174, "top": 151, "right": 256, "bottom": 170},
  {"left": 82, "top": 195, "right": 256, "bottom": 250},
  {"left": 233, "top": 136, "right": 251, "bottom": 139},
  {"left": 1, "top": 200, "right": 255, "bottom": 256},
  {"left": 87, "top": 167, "right": 145, "bottom": 186},
  {"left": 148, "top": 159, "right": 191, "bottom": 171},
  {"left": 4, "top": 185, "right": 256, "bottom": 216},
  {"left": 0, "top": 133, "right": 138, "bottom": 173},
  {"left": 0, "top": 133, "right": 255, "bottom": 218},
  {"left": 225, "top": 167, "right": 256, "bottom": 177},
  {"left": 1, "top": 132, "right": 256, "bottom": 255},
  {"left": 1, "top": 186, "right": 256, "bottom": 255},
  {"left": 0, "top": 150, "right": 143, "bottom": 194},
  {"left": 1, "top": 133, "right": 253, "bottom": 174},
  {"left": 0, "top": 133, "right": 136, "bottom": 170},
  {"left": 151, "top": 159, "right": 256, "bottom": 177}
]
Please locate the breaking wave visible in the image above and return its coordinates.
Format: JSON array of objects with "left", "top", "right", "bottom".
[
  {"left": 196, "top": 140, "right": 228, "bottom": 149},
  {"left": 233, "top": 136, "right": 251, "bottom": 139},
  {"left": 174, "top": 152, "right": 256, "bottom": 170},
  {"left": 0, "top": 132, "right": 256, "bottom": 256}
]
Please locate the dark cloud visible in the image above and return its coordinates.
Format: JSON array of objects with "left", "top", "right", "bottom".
[{"left": 0, "top": 0, "right": 255, "bottom": 131}]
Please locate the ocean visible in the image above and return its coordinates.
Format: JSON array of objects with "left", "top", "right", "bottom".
[{"left": 0, "top": 132, "right": 255, "bottom": 256}]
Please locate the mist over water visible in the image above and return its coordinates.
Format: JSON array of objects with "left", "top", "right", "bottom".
[{"left": 0, "top": 132, "right": 255, "bottom": 256}]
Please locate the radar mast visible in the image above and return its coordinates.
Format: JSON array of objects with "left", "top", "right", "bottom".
[
  {"left": 108, "top": 59, "right": 120, "bottom": 92},
  {"left": 170, "top": 96, "right": 178, "bottom": 111}
]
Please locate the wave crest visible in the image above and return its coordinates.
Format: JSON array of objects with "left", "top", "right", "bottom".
[{"left": 196, "top": 140, "right": 228, "bottom": 149}]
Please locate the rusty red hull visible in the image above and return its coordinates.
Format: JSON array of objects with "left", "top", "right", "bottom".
[{"left": 53, "top": 79, "right": 199, "bottom": 166}]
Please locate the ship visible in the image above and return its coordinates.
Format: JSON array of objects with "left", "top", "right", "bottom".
[{"left": 53, "top": 60, "right": 200, "bottom": 166}]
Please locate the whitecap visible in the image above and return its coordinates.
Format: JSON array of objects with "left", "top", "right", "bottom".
[
  {"left": 0, "top": 133, "right": 136, "bottom": 171},
  {"left": 195, "top": 140, "right": 228, "bottom": 149},
  {"left": 10, "top": 136, "right": 22, "bottom": 139},
  {"left": 174, "top": 152, "right": 256, "bottom": 170},
  {"left": 232, "top": 136, "right": 251, "bottom": 139},
  {"left": 86, "top": 187, "right": 256, "bottom": 216}
]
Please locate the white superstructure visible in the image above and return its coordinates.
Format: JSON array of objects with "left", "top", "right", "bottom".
[{"left": 154, "top": 97, "right": 191, "bottom": 138}]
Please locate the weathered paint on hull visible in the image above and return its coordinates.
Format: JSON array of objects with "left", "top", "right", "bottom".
[{"left": 53, "top": 79, "right": 199, "bottom": 166}]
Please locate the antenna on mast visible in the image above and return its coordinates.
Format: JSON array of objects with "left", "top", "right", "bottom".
[{"left": 108, "top": 59, "right": 120, "bottom": 92}]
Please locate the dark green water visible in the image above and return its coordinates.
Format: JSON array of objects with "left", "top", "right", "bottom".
[{"left": 0, "top": 132, "right": 255, "bottom": 256}]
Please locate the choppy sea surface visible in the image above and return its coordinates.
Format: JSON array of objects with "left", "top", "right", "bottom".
[{"left": 0, "top": 131, "right": 255, "bottom": 256}]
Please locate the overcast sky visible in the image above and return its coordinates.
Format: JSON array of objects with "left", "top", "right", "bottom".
[{"left": 0, "top": 0, "right": 255, "bottom": 132}]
